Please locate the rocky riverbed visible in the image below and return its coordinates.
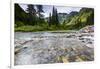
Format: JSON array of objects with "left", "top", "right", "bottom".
[{"left": 14, "top": 31, "right": 94, "bottom": 65}]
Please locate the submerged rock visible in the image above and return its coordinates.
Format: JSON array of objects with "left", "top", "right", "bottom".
[{"left": 14, "top": 32, "right": 94, "bottom": 65}]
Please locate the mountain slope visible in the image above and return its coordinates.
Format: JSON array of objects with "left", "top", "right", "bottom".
[
  {"left": 64, "top": 8, "right": 94, "bottom": 30},
  {"left": 15, "top": 4, "right": 28, "bottom": 26},
  {"left": 58, "top": 13, "right": 68, "bottom": 23}
]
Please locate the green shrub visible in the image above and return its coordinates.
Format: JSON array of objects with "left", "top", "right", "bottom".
[
  {"left": 15, "top": 25, "right": 48, "bottom": 32},
  {"left": 15, "top": 21, "right": 24, "bottom": 27}
]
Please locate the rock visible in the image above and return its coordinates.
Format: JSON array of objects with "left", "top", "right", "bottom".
[
  {"left": 79, "top": 25, "right": 94, "bottom": 33},
  {"left": 15, "top": 32, "right": 94, "bottom": 65}
]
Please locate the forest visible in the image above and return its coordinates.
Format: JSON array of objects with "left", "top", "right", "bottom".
[
  {"left": 14, "top": 4, "right": 94, "bottom": 65},
  {"left": 15, "top": 4, "right": 94, "bottom": 32}
]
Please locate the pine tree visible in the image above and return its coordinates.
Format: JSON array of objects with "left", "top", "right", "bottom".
[
  {"left": 51, "top": 6, "right": 55, "bottom": 25},
  {"left": 87, "top": 9, "right": 94, "bottom": 25},
  {"left": 27, "top": 5, "right": 36, "bottom": 15},
  {"left": 55, "top": 8, "right": 59, "bottom": 26},
  {"left": 27, "top": 4, "right": 37, "bottom": 25},
  {"left": 36, "top": 5, "right": 45, "bottom": 25},
  {"left": 36, "top": 5, "right": 44, "bottom": 18},
  {"left": 51, "top": 6, "right": 59, "bottom": 26},
  {"left": 48, "top": 13, "right": 52, "bottom": 26}
]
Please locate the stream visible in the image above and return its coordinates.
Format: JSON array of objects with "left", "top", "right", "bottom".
[{"left": 14, "top": 32, "right": 94, "bottom": 65}]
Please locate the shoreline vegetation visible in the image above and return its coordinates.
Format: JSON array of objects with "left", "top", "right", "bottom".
[
  {"left": 14, "top": 4, "right": 94, "bottom": 65},
  {"left": 15, "top": 4, "right": 94, "bottom": 32},
  {"left": 15, "top": 25, "right": 78, "bottom": 32},
  {"left": 15, "top": 25, "right": 94, "bottom": 33}
]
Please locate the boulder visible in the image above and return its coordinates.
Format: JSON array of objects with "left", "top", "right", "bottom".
[{"left": 79, "top": 25, "right": 94, "bottom": 33}]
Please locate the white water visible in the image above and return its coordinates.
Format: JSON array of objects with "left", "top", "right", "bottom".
[{"left": 14, "top": 32, "right": 94, "bottom": 65}]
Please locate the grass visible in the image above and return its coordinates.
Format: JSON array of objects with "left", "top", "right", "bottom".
[
  {"left": 15, "top": 25, "right": 47, "bottom": 32},
  {"left": 15, "top": 25, "right": 78, "bottom": 32}
]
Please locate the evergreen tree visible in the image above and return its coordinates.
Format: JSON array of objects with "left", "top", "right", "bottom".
[
  {"left": 27, "top": 4, "right": 37, "bottom": 25},
  {"left": 36, "top": 5, "right": 44, "bottom": 18},
  {"left": 86, "top": 9, "right": 94, "bottom": 25},
  {"left": 36, "top": 5, "right": 45, "bottom": 25},
  {"left": 51, "top": 6, "right": 59, "bottom": 26},
  {"left": 55, "top": 8, "right": 59, "bottom": 25},
  {"left": 15, "top": 4, "right": 27, "bottom": 26},
  {"left": 51, "top": 6, "right": 56, "bottom": 25},
  {"left": 48, "top": 13, "right": 52, "bottom": 26},
  {"left": 27, "top": 5, "right": 36, "bottom": 15}
]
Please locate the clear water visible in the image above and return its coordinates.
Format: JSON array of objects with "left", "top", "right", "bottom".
[{"left": 14, "top": 32, "right": 94, "bottom": 65}]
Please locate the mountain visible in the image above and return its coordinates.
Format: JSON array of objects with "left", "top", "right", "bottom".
[
  {"left": 67, "top": 11, "right": 78, "bottom": 17},
  {"left": 45, "top": 13, "right": 68, "bottom": 24},
  {"left": 64, "top": 8, "right": 94, "bottom": 30},
  {"left": 57, "top": 12, "right": 78, "bottom": 24},
  {"left": 15, "top": 4, "right": 28, "bottom": 26},
  {"left": 64, "top": 11, "right": 78, "bottom": 24},
  {"left": 58, "top": 13, "right": 68, "bottom": 23}
]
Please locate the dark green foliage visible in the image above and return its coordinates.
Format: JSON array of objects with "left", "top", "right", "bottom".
[
  {"left": 55, "top": 8, "right": 59, "bottom": 26},
  {"left": 51, "top": 6, "right": 59, "bottom": 26},
  {"left": 37, "top": 5, "right": 44, "bottom": 12},
  {"left": 27, "top": 5, "right": 37, "bottom": 25},
  {"left": 27, "top": 5, "right": 36, "bottom": 14},
  {"left": 47, "top": 7, "right": 59, "bottom": 27},
  {"left": 15, "top": 21, "right": 24, "bottom": 27},
  {"left": 86, "top": 8, "right": 94, "bottom": 25},
  {"left": 64, "top": 8, "right": 94, "bottom": 30},
  {"left": 36, "top": 5, "right": 45, "bottom": 25},
  {"left": 15, "top": 4, "right": 94, "bottom": 32},
  {"left": 48, "top": 13, "right": 52, "bottom": 26},
  {"left": 15, "top": 4, "right": 28, "bottom": 25}
]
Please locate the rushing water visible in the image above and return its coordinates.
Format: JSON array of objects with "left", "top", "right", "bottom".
[{"left": 14, "top": 32, "right": 94, "bottom": 65}]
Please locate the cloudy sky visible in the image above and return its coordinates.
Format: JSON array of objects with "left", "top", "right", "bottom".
[{"left": 19, "top": 4, "right": 82, "bottom": 17}]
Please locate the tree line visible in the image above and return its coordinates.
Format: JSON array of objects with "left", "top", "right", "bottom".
[
  {"left": 15, "top": 4, "right": 60, "bottom": 28},
  {"left": 15, "top": 4, "right": 94, "bottom": 32}
]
